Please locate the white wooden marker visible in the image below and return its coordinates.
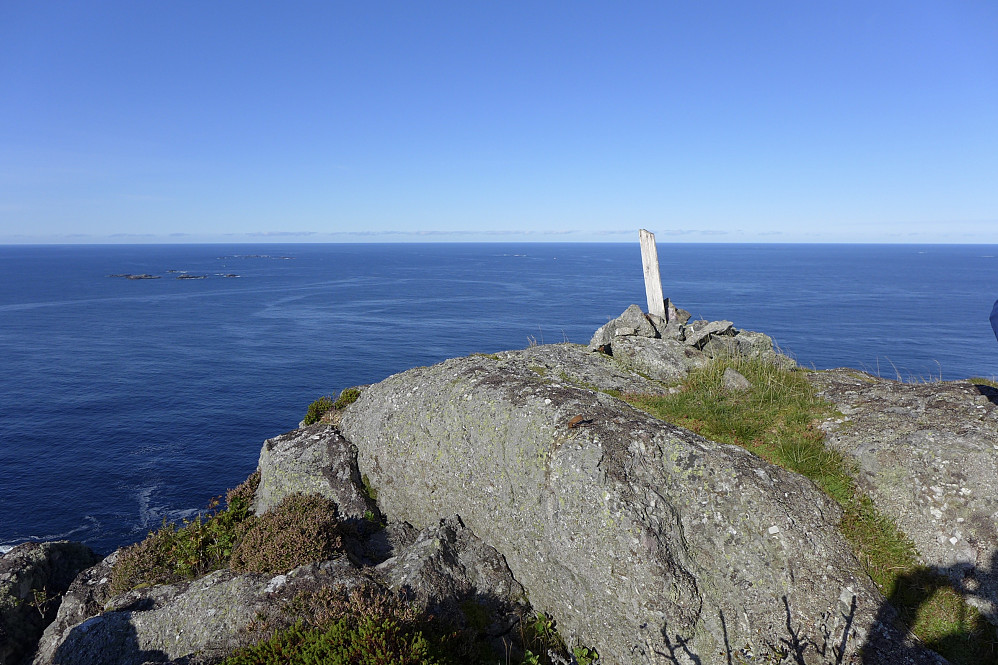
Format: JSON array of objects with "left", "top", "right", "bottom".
[{"left": 639, "top": 229, "right": 666, "bottom": 319}]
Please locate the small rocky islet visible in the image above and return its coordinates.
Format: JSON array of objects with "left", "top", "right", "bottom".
[
  {"left": 107, "top": 272, "right": 240, "bottom": 280},
  {"left": 2, "top": 302, "right": 996, "bottom": 664}
]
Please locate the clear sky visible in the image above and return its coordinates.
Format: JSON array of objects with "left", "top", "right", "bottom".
[{"left": 1, "top": 1, "right": 996, "bottom": 244}]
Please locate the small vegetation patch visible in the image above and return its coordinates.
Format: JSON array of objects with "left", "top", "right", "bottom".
[
  {"left": 361, "top": 474, "right": 378, "bottom": 502},
  {"left": 111, "top": 476, "right": 347, "bottom": 594},
  {"left": 970, "top": 376, "right": 998, "bottom": 389},
  {"left": 224, "top": 616, "right": 450, "bottom": 665},
  {"left": 304, "top": 396, "right": 335, "bottom": 425},
  {"left": 332, "top": 387, "right": 361, "bottom": 410},
  {"left": 519, "top": 613, "right": 599, "bottom": 665},
  {"left": 111, "top": 472, "right": 260, "bottom": 595},
  {"left": 304, "top": 389, "right": 362, "bottom": 425},
  {"left": 226, "top": 585, "right": 597, "bottom": 665},
  {"left": 624, "top": 354, "right": 997, "bottom": 665},
  {"left": 230, "top": 494, "right": 344, "bottom": 574},
  {"left": 225, "top": 586, "right": 478, "bottom": 665}
]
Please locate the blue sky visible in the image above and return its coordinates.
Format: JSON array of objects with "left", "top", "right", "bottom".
[{"left": 1, "top": 1, "right": 995, "bottom": 243}]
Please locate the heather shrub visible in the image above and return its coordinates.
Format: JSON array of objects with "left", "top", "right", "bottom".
[
  {"left": 110, "top": 524, "right": 189, "bottom": 594},
  {"left": 222, "top": 616, "right": 450, "bottom": 665},
  {"left": 111, "top": 472, "right": 260, "bottom": 595},
  {"left": 226, "top": 585, "right": 490, "bottom": 665},
  {"left": 228, "top": 584, "right": 592, "bottom": 665},
  {"left": 229, "top": 493, "right": 344, "bottom": 574}
]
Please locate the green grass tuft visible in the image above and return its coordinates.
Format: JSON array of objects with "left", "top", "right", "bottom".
[{"left": 970, "top": 376, "right": 998, "bottom": 389}]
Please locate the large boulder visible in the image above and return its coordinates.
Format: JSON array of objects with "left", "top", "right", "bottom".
[
  {"left": 339, "top": 351, "right": 938, "bottom": 664},
  {"left": 0, "top": 541, "right": 99, "bottom": 665},
  {"left": 811, "top": 369, "right": 998, "bottom": 625}
]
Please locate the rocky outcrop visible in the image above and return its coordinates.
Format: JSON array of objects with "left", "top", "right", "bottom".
[
  {"left": 34, "top": 567, "right": 287, "bottom": 665},
  {"left": 811, "top": 369, "right": 998, "bottom": 625},
  {"left": 253, "top": 423, "right": 378, "bottom": 520},
  {"left": 338, "top": 349, "right": 933, "bottom": 664},
  {"left": 590, "top": 303, "right": 790, "bottom": 383},
  {"left": 32, "top": 517, "right": 527, "bottom": 665},
  {"left": 0, "top": 541, "right": 99, "bottom": 665}
]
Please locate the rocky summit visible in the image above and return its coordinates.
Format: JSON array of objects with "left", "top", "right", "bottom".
[{"left": 3, "top": 303, "right": 995, "bottom": 665}]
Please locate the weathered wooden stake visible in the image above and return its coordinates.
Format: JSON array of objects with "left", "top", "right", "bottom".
[{"left": 639, "top": 229, "right": 666, "bottom": 319}]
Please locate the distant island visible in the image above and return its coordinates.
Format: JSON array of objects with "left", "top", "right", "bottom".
[{"left": 107, "top": 272, "right": 240, "bottom": 280}]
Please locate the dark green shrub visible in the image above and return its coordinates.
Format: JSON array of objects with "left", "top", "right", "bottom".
[
  {"left": 303, "top": 396, "right": 335, "bottom": 425},
  {"left": 223, "top": 616, "right": 451, "bottom": 665},
  {"left": 111, "top": 471, "right": 260, "bottom": 594},
  {"left": 227, "top": 583, "right": 591, "bottom": 665},
  {"left": 225, "top": 586, "right": 478, "bottom": 665},
  {"left": 332, "top": 388, "right": 361, "bottom": 410},
  {"left": 229, "top": 493, "right": 344, "bottom": 574}
]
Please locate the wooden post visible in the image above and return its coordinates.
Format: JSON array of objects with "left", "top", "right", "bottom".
[{"left": 639, "top": 229, "right": 666, "bottom": 319}]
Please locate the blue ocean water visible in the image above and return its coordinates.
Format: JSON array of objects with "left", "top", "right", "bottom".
[{"left": 1, "top": 243, "right": 997, "bottom": 555}]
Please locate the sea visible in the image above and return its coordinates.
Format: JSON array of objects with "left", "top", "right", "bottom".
[{"left": 1, "top": 243, "right": 997, "bottom": 556}]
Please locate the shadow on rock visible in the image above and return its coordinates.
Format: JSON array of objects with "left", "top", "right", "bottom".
[
  {"left": 861, "top": 550, "right": 998, "bottom": 665},
  {"left": 661, "top": 597, "right": 858, "bottom": 665},
  {"left": 51, "top": 615, "right": 170, "bottom": 665},
  {"left": 972, "top": 382, "right": 998, "bottom": 407}
]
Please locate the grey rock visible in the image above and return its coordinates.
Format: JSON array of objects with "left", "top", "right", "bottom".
[
  {"left": 611, "top": 335, "right": 707, "bottom": 383},
  {"left": 657, "top": 318, "right": 687, "bottom": 342},
  {"left": 34, "top": 568, "right": 297, "bottom": 665},
  {"left": 492, "top": 344, "right": 667, "bottom": 396},
  {"left": 617, "top": 303, "right": 659, "bottom": 338},
  {"left": 253, "top": 423, "right": 377, "bottom": 520},
  {"left": 377, "top": 515, "right": 528, "bottom": 643},
  {"left": 664, "top": 298, "right": 691, "bottom": 325},
  {"left": 810, "top": 369, "right": 998, "bottom": 625},
  {"left": 701, "top": 330, "right": 793, "bottom": 372},
  {"left": 700, "top": 334, "right": 739, "bottom": 357},
  {"left": 0, "top": 541, "right": 99, "bottom": 665},
  {"left": 589, "top": 304, "right": 658, "bottom": 350},
  {"left": 33, "top": 552, "right": 117, "bottom": 661},
  {"left": 339, "top": 354, "right": 934, "bottom": 664},
  {"left": 683, "top": 319, "right": 735, "bottom": 349},
  {"left": 722, "top": 367, "right": 752, "bottom": 391},
  {"left": 731, "top": 330, "right": 776, "bottom": 356}
]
